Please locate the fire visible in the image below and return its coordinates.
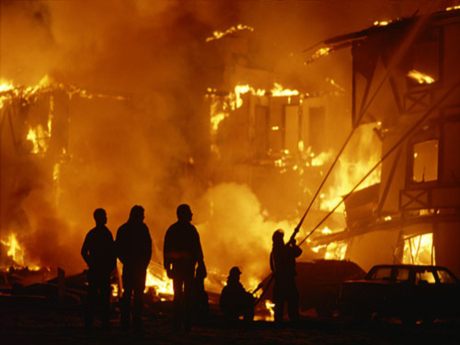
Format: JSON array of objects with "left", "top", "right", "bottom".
[
  {"left": 324, "top": 241, "right": 347, "bottom": 260},
  {"left": 319, "top": 123, "right": 381, "bottom": 212},
  {"left": 446, "top": 5, "right": 460, "bottom": 11},
  {"left": 402, "top": 233, "right": 434, "bottom": 265},
  {"left": 306, "top": 47, "right": 331, "bottom": 64},
  {"left": 407, "top": 69, "right": 436, "bottom": 84},
  {"left": 373, "top": 20, "right": 392, "bottom": 26},
  {"left": 1, "top": 233, "right": 25, "bottom": 267},
  {"left": 207, "top": 82, "right": 299, "bottom": 135},
  {"left": 311, "top": 151, "right": 333, "bottom": 167},
  {"left": 144, "top": 268, "right": 174, "bottom": 298},
  {"left": 26, "top": 125, "right": 49, "bottom": 154},
  {"left": 206, "top": 24, "right": 254, "bottom": 42},
  {"left": 270, "top": 82, "right": 299, "bottom": 97}
]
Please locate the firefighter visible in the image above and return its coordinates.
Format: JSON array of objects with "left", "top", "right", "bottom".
[
  {"left": 220, "top": 266, "right": 255, "bottom": 321},
  {"left": 115, "top": 205, "right": 152, "bottom": 330},
  {"left": 270, "top": 229, "right": 302, "bottom": 322},
  {"left": 164, "top": 204, "right": 205, "bottom": 332},
  {"left": 81, "top": 208, "right": 116, "bottom": 329}
]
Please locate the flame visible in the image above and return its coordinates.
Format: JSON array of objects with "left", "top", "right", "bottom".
[
  {"left": 324, "top": 241, "right": 347, "bottom": 260},
  {"left": 144, "top": 269, "right": 174, "bottom": 297},
  {"left": 26, "top": 125, "right": 49, "bottom": 154},
  {"left": 1, "top": 234, "right": 25, "bottom": 266},
  {"left": 210, "top": 111, "right": 227, "bottom": 132},
  {"left": 206, "top": 24, "right": 254, "bottom": 42},
  {"left": 207, "top": 83, "right": 299, "bottom": 136},
  {"left": 446, "top": 5, "right": 460, "bottom": 11},
  {"left": 319, "top": 124, "right": 381, "bottom": 212},
  {"left": 311, "top": 151, "right": 333, "bottom": 167},
  {"left": 407, "top": 69, "right": 435, "bottom": 84},
  {"left": 373, "top": 20, "right": 392, "bottom": 26},
  {"left": 402, "top": 233, "right": 434, "bottom": 265},
  {"left": 306, "top": 47, "right": 331, "bottom": 64},
  {"left": 270, "top": 82, "right": 299, "bottom": 97},
  {"left": 0, "top": 79, "right": 15, "bottom": 93}
]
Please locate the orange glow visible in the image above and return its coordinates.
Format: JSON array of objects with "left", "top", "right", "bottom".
[
  {"left": 206, "top": 24, "right": 254, "bottom": 42},
  {"left": 26, "top": 125, "right": 49, "bottom": 154},
  {"left": 373, "top": 20, "right": 392, "bottom": 26},
  {"left": 403, "top": 233, "right": 434, "bottom": 265},
  {"left": 145, "top": 269, "right": 174, "bottom": 297},
  {"left": 324, "top": 241, "right": 347, "bottom": 260},
  {"left": 270, "top": 82, "right": 299, "bottom": 97},
  {"left": 307, "top": 47, "right": 331, "bottom": 64},
  {"left": 320, "top": 124, "right": 381, "bottom": 212},
  {"left": 446, "top": 5, "right": 460, "bottom": 11},
  {"left": 407, "top": 69, "right": 435, "bottom": 84},
  {"left": 1, "top": 234, "right": 24, "bottom": 267}
]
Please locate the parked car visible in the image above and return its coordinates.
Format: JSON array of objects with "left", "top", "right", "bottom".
[{"left": 339, "top": 264, "right": 460, "bottom": 324}]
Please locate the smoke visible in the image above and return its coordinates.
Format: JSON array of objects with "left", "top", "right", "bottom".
[
  {"left": 0, "top": 0, "right": 440, "bottom": 276},
  {"left": 196, "top": 183, "right": 301, "bottom": 289}
]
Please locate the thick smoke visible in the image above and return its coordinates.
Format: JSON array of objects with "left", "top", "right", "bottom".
[{"left": 0, "top": 0, "right": 444, "bottom": 276}]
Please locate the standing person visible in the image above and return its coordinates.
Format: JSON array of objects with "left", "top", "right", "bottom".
[
  {"left": 270, "top": 229, "right": 302, "bottom": 322},
  {"left": 115, "top": 205, "right": 152, "bottom": 330},
  {"left": 164, "top": 204, "right": 205, "bottom": 332},
  {"left": 81, "top": 208, "right": 116, "bottom": 329},
  {"left": 220, "top": 266, "right": 255, "bottom": 321}
]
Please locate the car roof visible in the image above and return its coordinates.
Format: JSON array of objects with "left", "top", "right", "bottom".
[{"left": 370, "top": 264, "right": 451, "bottom": 270}]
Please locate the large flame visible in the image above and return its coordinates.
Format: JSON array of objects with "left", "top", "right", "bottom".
[
  {"left": 1, "top": 234, "right": 24, "bottom": 266},
  {"left": 407, "top": 69, "right": 435, "bottom": 84}
]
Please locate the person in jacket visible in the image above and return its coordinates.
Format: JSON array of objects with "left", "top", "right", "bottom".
[
  {"left": 115, "top": 205, "right": 152, "bottom": 329},
  {"left": 164, "top": 204, "right": 205, "bottom": 332},
  {"left": 220, "top": 266, "right": 255, "bottom": 321},
  {"left": 270, "top": 229, "right": 302, "bottom": 322},
  {"left": 81, "top": 208, "right": 116, "bottom": 329}
]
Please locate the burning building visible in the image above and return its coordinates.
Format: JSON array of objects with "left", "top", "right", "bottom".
[{"left": 309, "top": 6, "right": 460, "bottom": 276}]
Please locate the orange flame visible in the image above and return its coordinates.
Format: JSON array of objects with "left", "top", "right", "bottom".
[
  {"left": 407, "top": 69, "right": 435, "bottom": 84},
  {"left": 206, "top": 24, "right": 254, "bottom": 42}
]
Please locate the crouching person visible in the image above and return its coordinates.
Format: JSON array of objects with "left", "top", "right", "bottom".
[{"left": 220, "top": 267, "right": 255, "bottom": 321}]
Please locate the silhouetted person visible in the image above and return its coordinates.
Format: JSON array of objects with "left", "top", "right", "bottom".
[
  {"left": 220, "top": 266, "right": 255, "bottom": 321},
  {"left": 81, "top": 208, "right": 116, "bottom": 329},
  {"left": 164, "top": 204, "right": 205, "bottom": 332},
  {"left": 270, "top": 229, "right": 302, "bottom": 322},
  {"left": 115, "top": 205, "right": 152, "bottom": 330}
]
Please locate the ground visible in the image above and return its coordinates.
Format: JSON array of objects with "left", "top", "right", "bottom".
[{"left": 1, "top": 303, "right": 460, "bottom": 345}]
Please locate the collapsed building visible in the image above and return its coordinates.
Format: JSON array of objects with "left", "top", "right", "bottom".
[{"left": 307, "top": 7, "right": 460, "bottom": 276}]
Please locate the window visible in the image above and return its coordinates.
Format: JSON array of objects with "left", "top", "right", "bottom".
[
  {"left": 284, "top": 105, "right": 300, "bottom": 154},
  {"left": 412, "top": 139, "right": 438, "bottom": 183},
  {"left": 309, "top": 106, "right": 325, "bottom": 152},
  {"left": 370, "top": 267, "right": 392, "bottom": 280},
  {"left": 402, "top": 233, "right": 434, "bottom": 265},
  {"left": 395, "top": 268, "right": 410, "bottom": 282},
  {"left": 254, "top": 106, "right": 269, "bottom": 158},
  {"left": 436, "top": 269, "right": 457, "bottom": 284},
  {"left": 415, "top": 270, "right": 436, "bottom": 285}
]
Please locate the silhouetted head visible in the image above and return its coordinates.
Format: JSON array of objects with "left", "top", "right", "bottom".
[
  {"left": 176, "top": 204, "right": 192, "bottom": 222},
  {"left": 128, "top": 205, "right": 145, "bottom": 223},
  {"left": 272, "top": 229, "right": 284, "bottom": 247},
  {"left": 93, "top": 208, "right": 107, "bottom": 226},
  {"left": 229, "top": 266, "right": 241, "bottom": 278}
]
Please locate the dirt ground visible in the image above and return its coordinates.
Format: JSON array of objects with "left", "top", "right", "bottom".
[{"left": 1, "top": 303, "right": 460, "bottom": 345}]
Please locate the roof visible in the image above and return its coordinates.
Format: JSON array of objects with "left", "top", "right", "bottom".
[{"left": 305, "top": 7, "right": 460, "bottom": 62}]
